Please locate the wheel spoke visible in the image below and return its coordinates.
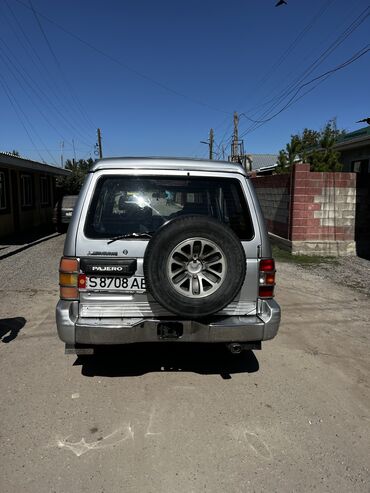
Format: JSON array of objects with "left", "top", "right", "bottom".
[
  {"left": 201, "top": 247, "right": 217, "bottom": 260},
  {"left": 191, "top": 276, "right": 200, "bottom": 295},
  {"left": 172, "top": 271, "right": 188, "bottom": 285}
]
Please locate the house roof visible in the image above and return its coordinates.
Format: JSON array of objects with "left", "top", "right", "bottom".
[
  {"left": 334, "top": 126, "right": 370, "bottom": 151},
  {"left": 0, "top": 152, "right": 70, "bottom": 176},
  {"left": 248, "top": 153, "right": 278, "bottom": 171}
]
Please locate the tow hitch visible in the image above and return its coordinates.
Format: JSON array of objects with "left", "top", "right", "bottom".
[{"left": 157, "top": 322, "right": 183, "bottom": 339}]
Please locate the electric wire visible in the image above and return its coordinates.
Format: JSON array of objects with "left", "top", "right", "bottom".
[
  {"left": 210, "top": 0, "right": 337, "bottom": 156},
  {"left": 244, "top": 3, "right": 370, "bottom": 123},
  {"left": 0, "top": 74, "right": 57, "bottom": 164},
  {"left": 27, "top": 0, "right": 97, "bottom": 132},
  {"left": 248, "top": 0, "right": 336, "bottom": 104},
  {"left": 239, "top": 5, "right": 370, "bottom": 137},
  {"left": 3, "top": 0, "right": 96, "bottom": 143},
  {"left": 215, "top": 3, "right": 369, "bottom": 156},
  {"left": 14, "top": 0, "right": 230, "bottom": 116},
  {"left": 239, "top": 45, "right": 370, "bottom": 139},
  {"left": 0, "top": 36, "right": 94, "bottom": 147}
]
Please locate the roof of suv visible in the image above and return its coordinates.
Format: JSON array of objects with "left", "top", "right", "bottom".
[{"left": 91, "top": 157, "right": 247, "bottom": 175}]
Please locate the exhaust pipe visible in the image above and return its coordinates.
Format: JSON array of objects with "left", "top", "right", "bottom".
[{"left": 228, "top": 343, "right": 242, "bottom": 354}]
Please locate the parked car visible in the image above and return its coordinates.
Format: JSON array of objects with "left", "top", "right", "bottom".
[
  {"left": 56, "top": 157, "right": 280, "bottom": 355},
  {"left": 53, "top": 195, "right": 79, "bottom": 233}
]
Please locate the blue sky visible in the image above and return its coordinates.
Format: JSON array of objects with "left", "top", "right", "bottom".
[{"left": 0, "top": 0, "right": 369, "bottom": 165}]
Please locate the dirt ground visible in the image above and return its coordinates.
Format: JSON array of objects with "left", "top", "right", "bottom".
[{"left": 0, "top": 235, "right": 369, "bottom": 493}]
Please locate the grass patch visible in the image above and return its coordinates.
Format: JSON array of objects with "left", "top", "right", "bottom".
[{"left": 272, "top": 244, "right": 339, "bottom": 266}]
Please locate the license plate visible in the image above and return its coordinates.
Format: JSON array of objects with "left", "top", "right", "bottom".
[
  {"left": 86, "top": 276, "right": 146, "bottom": 292},
  {"left": 65, "top": 212, "right": 72, "bottom": 217}
]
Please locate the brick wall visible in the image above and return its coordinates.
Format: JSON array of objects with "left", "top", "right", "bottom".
[{"left": 250, "top": 164, "right": 359, "bottom": 255}]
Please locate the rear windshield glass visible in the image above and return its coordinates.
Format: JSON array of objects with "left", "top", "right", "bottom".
[{"left": 84, "top": 176, "right": 254, "bottom": 240}]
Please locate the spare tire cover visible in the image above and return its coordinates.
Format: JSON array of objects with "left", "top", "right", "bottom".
[{"left": 143, "top": 215, "right": 246, "bottom": 318}]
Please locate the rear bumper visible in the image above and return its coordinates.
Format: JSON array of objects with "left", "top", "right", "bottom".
[{"left": 56, "top": 299, "right": 280, "bottom": 345}]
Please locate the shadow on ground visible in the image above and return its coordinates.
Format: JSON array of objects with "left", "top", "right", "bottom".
[
  {"left": 74, "top": 343, "right": 259, "bottom": 379},
  {"left": 0, "top": 227, "right": 57, "bottom": 246},
  {"left": 0, "top": 317, "right": 26, "bottom": 343},
  {"left": 0, "top": 230, "right": 62, "bottom": 260}
]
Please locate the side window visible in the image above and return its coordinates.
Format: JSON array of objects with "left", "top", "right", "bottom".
[
  {"left": 40, "top": 176, "right": 50, "bottom": 205},
  {"left": 21, "top": 174, "right": 33, "bottom": 208},
  {"left": 0, "top": 171, "right": 7, "bottom": 211}
]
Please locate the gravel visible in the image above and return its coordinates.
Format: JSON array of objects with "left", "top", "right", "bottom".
[{"left": 297, "top": 255, "right": 370, "bottom": 297}]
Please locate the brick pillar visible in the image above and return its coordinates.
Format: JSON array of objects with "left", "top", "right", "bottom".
[{"left": 288, "top": 163, "right": 357, "bottom": 255}]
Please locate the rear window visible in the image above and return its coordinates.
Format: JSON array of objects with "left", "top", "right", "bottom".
[{"left": 84, "top": 176, "right": 254, "bottom": 240}]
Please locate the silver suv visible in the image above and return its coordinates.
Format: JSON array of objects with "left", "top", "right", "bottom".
[{"left": 56, "top": 157, "right": 280, "bottom": 355}]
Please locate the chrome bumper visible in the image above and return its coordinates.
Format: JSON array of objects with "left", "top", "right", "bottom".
[{"left": 56, "top": 299, "right": 280, "bottom": 345}]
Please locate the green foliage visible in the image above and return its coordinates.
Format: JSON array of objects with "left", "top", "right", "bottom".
[
  {"left": 57, "top": 158, "right": 94, "bottom": 194},
  {"left": 276, "top": 119, "right": 345, "bottom": 173}
]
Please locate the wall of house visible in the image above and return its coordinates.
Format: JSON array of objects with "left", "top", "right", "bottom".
[
  {"left": 339, "top": 145, "right": 370, "bottom": 172},
  {"left": 251, "top": 164, "right": 360, "bottom": 256},
  {"left": 0, "top": 164, "right": 57, "bottom": 239},
  {"left": 355, "top": 174, "right": 370, "bottom": 258}
]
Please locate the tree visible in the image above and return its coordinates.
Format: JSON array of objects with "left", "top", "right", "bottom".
[
  {"left": 276, "top": 119, "right": 344, "bottom": 173},
  {"left": 57, "top": 158, "right": 94, "bottom": 194}
]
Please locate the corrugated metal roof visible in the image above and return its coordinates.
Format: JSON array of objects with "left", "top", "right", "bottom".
[{"left": 249, "top": 154, "right": 278, "bottom": 170}]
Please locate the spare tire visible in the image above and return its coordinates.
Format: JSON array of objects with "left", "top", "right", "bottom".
[{"left": 143, "top": 215, "right": 246, "bottom": 318}]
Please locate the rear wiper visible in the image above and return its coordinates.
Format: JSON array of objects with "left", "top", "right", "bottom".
[{"left": 107, "top": 232, "right": 153, "bottom": 244}]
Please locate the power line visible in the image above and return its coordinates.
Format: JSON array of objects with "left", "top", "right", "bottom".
[
  {"left": 27, "top": 0, "right": 97, "bottom": 131},
  {"left": 250, "top": 0, "right": 336, "bottom": 99},
  {"left": 15, "top": 0, "right": 230, "bottom": 116},
  {"left": 0, "top": 36, "right": 94, "bottom": 147},
  {"left": 238, "top": 5, "right": 370, "bottom": 137},
  {"left": 243, "top": 3, "right": 369, "bottom": 125},
  {"left": 0, "top": 74, "right": 57, "bottom": 164},
  {"left": 238, "top": 45, "right": 370, "bottom": 139},
  {"left": 213, "top": 0, "right": 337, "bottom": 155},
  {"left": 2, "top": 0, "right": 96, "bottom": 140}
]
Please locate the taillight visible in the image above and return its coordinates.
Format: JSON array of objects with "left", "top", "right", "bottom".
[
  {"left": 59, "top": 257, "right": 79, "bottom": 300},
  {"left": 78, "top": 274, "right": 87, "bottom": 289},
  {"left": 259, "top": 259, "right": 275, "bottom": 298}
]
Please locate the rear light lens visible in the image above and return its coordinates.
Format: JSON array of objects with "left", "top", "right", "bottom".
[
  {"left": 259, "top": 259, "right": 275, "bottom": 298},
  {"left": 59, "top": 257, "right": 79, "bottom": 300},
  {"left": 78, "top": 274, "right": 87, "bottom": 289},
  {"left": 59, "top": 273, "right": 78, "bottom": 286}
]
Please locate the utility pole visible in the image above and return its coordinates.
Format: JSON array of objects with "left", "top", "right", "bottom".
[
  {"left": 232, "top": 111, "right": 239, "bottom": 161},
  {"left": 229, "top": 112, "right": 249, "bottom": 170},
  {"left": 72, "top": 139, "right": 76, "bottom": 163},
  {"left": 97, "top": 128, "right": 103, "bottom": 159},
  {"left": 200, "top": 128, "right": 215, "bottom": 160},
  {"left": 60, "top": 140, "right": 64, "bottom": 168},
  {"left": 209, "top": 128, "right": 214, "bottom": 160}
]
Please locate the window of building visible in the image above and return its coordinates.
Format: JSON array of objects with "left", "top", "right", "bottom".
[
  {"left": 21, "top": 174, "right": 33, "bottom": 207},
  {"left": 0, "top": 171, "right": 7, "bottom": 210},
  {"left": 40, "top": 176, "right": 49, "bottom": 205},
  {"left": 352, "top": 159, "right": 369, "bottom": 174}
]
